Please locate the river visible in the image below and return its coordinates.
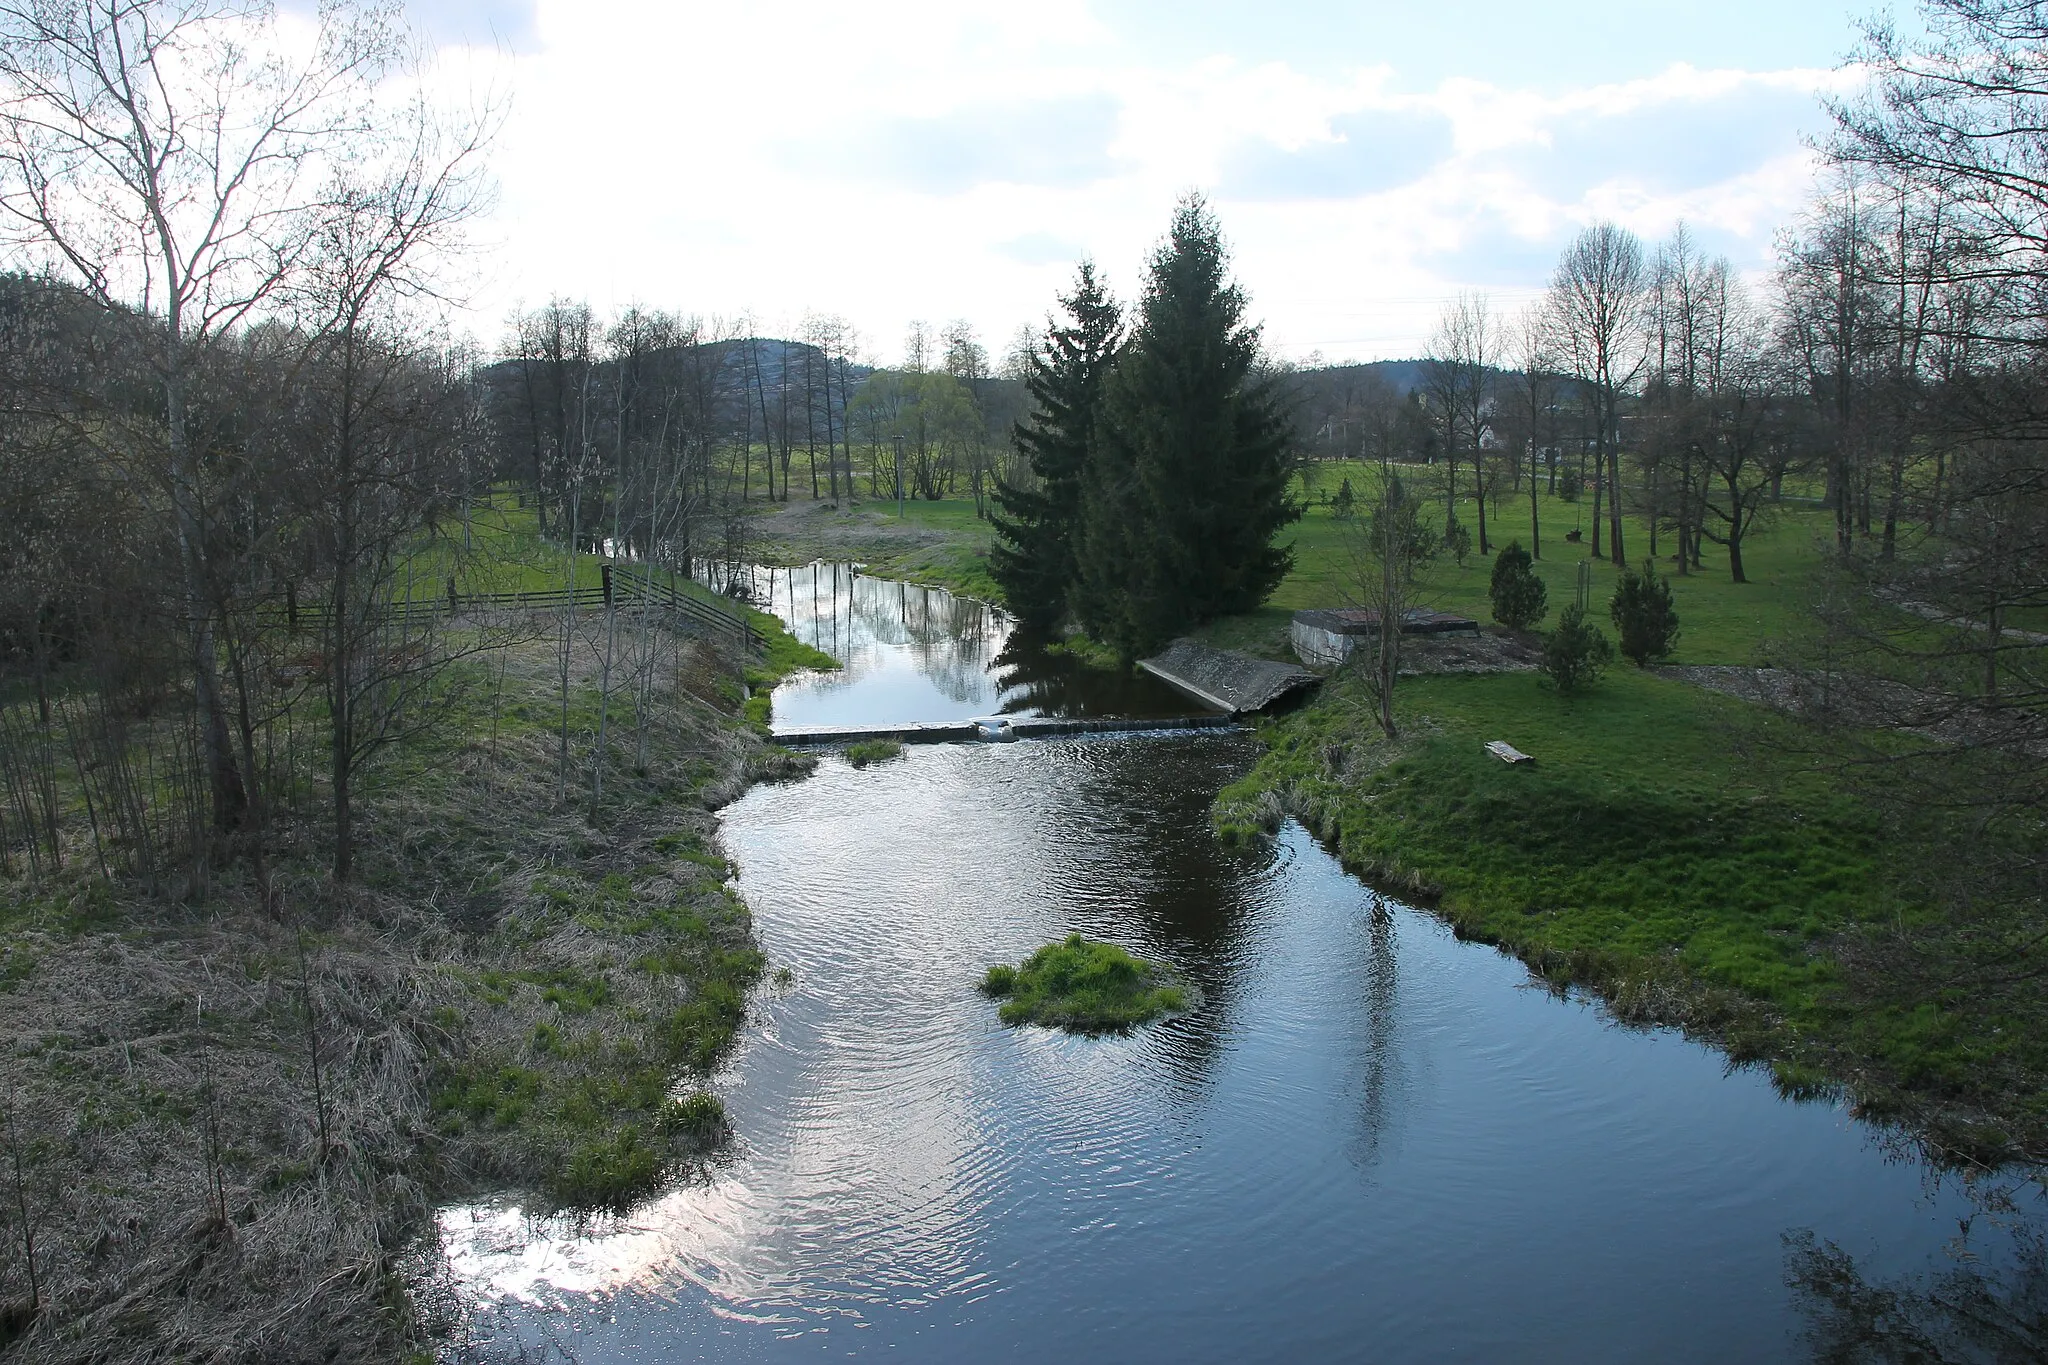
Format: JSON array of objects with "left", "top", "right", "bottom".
[{"left": 438, "top": 564, "right": 2043, "bottom": 1363}]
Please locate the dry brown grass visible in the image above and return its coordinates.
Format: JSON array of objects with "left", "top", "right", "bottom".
[{"left": 0, "top": 619, "right": 807, "bottom": 1363}]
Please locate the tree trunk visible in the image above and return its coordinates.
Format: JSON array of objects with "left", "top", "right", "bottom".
[
  {"left": 1882, "top": 449, "right": 1904, "bottom": 560},
  {"left": 1590, "top": 442, "right": 1606, "bottom": 559},
  {"left": 1606, "top": 399, "right": 1626, "bottom": 565},
  {"left": 1474, "top": 452, "right": 1490, "bottom": 554},
  {"left": 165, "top": 356, "right": 247, "bottom": 842}
]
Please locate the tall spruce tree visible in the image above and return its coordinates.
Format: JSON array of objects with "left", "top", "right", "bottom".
[
  {"left": 989, "top": 262, "right": 1122, "bottom": 633},
  {"left": 1076, "top": 193, "right": 1298, "bottom": 660}
]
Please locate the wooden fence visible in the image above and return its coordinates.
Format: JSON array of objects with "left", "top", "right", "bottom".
[{"left": 278, "top": 564, "right": 761, "bottom": 652}]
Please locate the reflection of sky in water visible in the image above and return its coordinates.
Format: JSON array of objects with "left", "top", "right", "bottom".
[
  {"left": 437, "top": 737, "right": 2041, "bottom": 1363},
  {"left": 748, "top": 563, "right": 1012, "bottom": 728},
  {"left": 721, "top": 562, "right": 1195, "bottom": 730}
]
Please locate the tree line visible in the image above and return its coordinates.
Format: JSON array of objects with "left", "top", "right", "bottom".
[{"left": 1286, "top": 132, "right": 2041, "bottom": 597}]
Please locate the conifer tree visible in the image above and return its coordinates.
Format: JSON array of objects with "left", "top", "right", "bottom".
[
  {"left": 1489, "top": 541, "right": 1548, "bottom": 630},
  {"left": 990, "top": 263, "right": 1122, "bottom": 633},
  {"left": 1076, "top": 194, "right": 1298, "bottom": 659},
  {"left": 1610, "top": 558, "right": 1680, "bottom": 666}
]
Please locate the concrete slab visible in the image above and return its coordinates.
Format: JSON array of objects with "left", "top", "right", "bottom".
[{"left": 1136, "top": 639, "right": 1319, "bottom": 715}]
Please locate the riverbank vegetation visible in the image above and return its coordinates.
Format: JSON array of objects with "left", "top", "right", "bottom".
[
  {"left": 0, "top": 6, "right": 834, "bottom": 1339},
  {"left": 1216, "top": 663, "right": 2048, "bottom": 1159},
  {"left": 844, "top": 740, "right": 905, "bottom": 767},
  {"left": 0, "top": 619, "right": 815, "bottom": 1361},
  {"left": 981, "top": 934, "right": 1190, "bottom": 1033}
]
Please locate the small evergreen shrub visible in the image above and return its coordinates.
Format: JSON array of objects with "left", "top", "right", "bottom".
[
  {"left": 1331, "top": 477, "right": 1356, "bottom": 520},
  {"left": 1489, "top": 541, "right": 1548, "bottom": 630},
  {"left": 1609, "top": 559, "right": 1681, "bottom": 666},
  {"left": 1542, "top": 603, "right": 1613, "bottom": 693},
  {"left": 1558, "top": 466, "right": 1583, "bottom": 501},
  {"left": 1445, "top": 515, "right": 1473, "bottom": 566}
]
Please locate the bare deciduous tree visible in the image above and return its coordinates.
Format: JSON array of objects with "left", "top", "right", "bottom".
[
  {"left": 0, "top": 0, "right": 405, "bottom": 843},
  {"left": 1423, "top": 292, "right": 1499, "bottom": 551},
  {"left": 1546, "top": 222, "right": 1649, "bottom": 564}
]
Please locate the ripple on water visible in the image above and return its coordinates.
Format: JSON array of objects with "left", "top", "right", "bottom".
[{"left": 441, "top": 733, "right": 2041, "bottom": 1365}]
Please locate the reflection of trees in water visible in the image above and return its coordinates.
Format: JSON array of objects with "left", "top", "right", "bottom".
[
  {"left": 1058, "top": 735, "right": 1268, "bottom": 1093},
  {"left": 1346, "top": 896, "right": 1401, "bottom": 1171},
  {"left": 753, "top": 564, "right": 1008, "bottom": 708},
  {"left": 988, "top": 635, "right": 1191, "bottom": 718},
  {"left": 691, "top": 561, "right": 1188, "bottom": 718},
  {"left": 1786, "top": 1190, "right": 2048, "bottom": 1363},
  {"left": 916, "top": 589, "right": 997, "bottom": 704}
]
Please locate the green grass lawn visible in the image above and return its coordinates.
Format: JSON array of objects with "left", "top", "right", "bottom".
[
  {"left": 1275, "top": 460, "right": 1825, "bottom": 666},
  {"left": 749, "top": 496, "right": 1006, "bottom": 602},
  {"left": 392, "top": 493, "right": 840, "bottom": 734}
]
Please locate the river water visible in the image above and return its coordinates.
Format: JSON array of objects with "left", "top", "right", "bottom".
[{"left": 440, "top": 565, "right": 2041, "bottom": 1362}]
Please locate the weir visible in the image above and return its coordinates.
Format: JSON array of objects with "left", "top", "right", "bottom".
[{"left": 773, "top": 714, "right": 1244, "bottom": 746}]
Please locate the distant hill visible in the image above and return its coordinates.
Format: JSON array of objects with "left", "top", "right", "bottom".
[{"left": 1298, "top": 358, "right": 1427, "bottom": 394}]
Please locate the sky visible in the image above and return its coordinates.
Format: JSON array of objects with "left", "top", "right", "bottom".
[{"left": 399, "top": 0, "right": 1887, "bottom": 366}]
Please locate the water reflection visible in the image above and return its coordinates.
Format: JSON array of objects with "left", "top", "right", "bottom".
[
  {"left": 1785, "top": 1197, "right": 2048, "bottom": 1363},
  {"left": 702, "top": 561, "right": 1193, "bottom": 729},
  {"left": 440, "top": 735, "right": 2039, "bottom": 1364},
  {"left": 1344, "top": 895, "right": 1405, "bottom": 1174}
]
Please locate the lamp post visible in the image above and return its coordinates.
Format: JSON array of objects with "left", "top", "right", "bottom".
[{"left": 892, "top": 434, "right": 906, "bottom": 520}]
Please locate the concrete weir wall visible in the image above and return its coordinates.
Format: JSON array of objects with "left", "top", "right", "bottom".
[
  {"left": 1136, "top": 639, "right": 1319, "bottom": 715},
  {"left": 773, "top": 715, "right": 1244, "bottom": 747}
]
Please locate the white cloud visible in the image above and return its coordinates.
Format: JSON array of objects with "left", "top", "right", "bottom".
[{"left": 413, "top": 0, "right": 1859, "bottom": 363}]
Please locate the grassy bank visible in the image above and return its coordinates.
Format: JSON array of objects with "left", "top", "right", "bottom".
[
  {"left": 751, "top": 498, "right": 1002, "bottom": 601},
  {"left": 0, "top": 611, "right": 827, "bottom": 1362},
  {"left": 1216, "top": 667, "right": 2047, "bottom": 1159}
]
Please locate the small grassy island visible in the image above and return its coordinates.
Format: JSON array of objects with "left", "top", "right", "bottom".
[
  {"left": 981, "top": 934, "right": 1190, "bottom": 1032},
  {"left": 845, "top": 738, "right": 906, "bottom": 767}
]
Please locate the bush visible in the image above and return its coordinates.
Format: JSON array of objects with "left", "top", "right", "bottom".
[
  {"left": 1444, "top": 515, "right": 1473, "bottom": 566},
  {"left": 1558, "top": 466, "right": 1583, "bottom": 501},
  {"left": 1330, "top": 476, "right": 1355, "bottom": 519},
  {"left": 1489, "top": 541, "right": 1548, "bottom": 630},
  {"left": 1542, "top": 603, "right": 1613, "bottom": 693},
  {"left": 1610, "top": 558, "right": 1681, "bottom": 666}
]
